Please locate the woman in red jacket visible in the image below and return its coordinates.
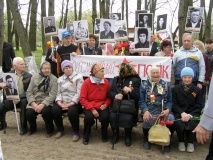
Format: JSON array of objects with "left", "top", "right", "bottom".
[{"left": 80, "top": 63, "right": 111, "bottom": 145}]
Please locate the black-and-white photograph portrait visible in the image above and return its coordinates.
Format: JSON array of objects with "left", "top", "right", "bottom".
[
  {"left": 43, "top": 16, "right": 57, "bottom": 35},
  {"left": 156, "top": 14, "right": 167, "bottom": 33},
  {"left": 138, "top": 13, "right": 153, "bottom": 31},
  {"left": 109, "top": 13, "right": 121, "bottom": 21},
  {"left": 99, "top": 19, "right": 115, "bottom": 43},
  {"left": 185, "top": 7, "right": 203, "bottom": 32},
  {"left": 114, "top": 20, "right": 128, "bottom": 41},
  {"left": 94, "top": 18, "right": 100, "bottom": 35},
  {"left": 73, "top": 20, "right": 89, "bottom": 42},
  {"left": 135, "top": 10, "right": 147, "bottom": 27},
  {"left": 134, "top": 27, "right": 151, "bottom": 52},
  {"left": 2, "top": 73, "right": 19, "bottom": 100},
  {"left": 66, "top": 23, "right": 74, "bottom": 36}
]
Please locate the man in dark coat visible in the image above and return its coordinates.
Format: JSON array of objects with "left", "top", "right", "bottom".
[{"left": 2, "top": 41, "right": 16, "bottom": 73}]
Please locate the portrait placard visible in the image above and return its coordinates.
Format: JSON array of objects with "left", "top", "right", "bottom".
[
  {"left": 135, "top": 10, "right": 148, "bottom": 27},
  {"left": 109, "top": 13, "right": 122, "bottom": 21},
  {"left": 114, "top": 20, "right": 128, "bottom": 41},
  {"left": 99, "top": 19, "right": 115, "bottom": 43},
  {"left": 94, "top": 18, "right": 100, "bottom": 36},
  {"left": 2, "top": 73, "right": 19, "bottom": 100},
  {"left": 185, "top": 7, "right": 203, "bottom": 32},
  {"left": 58, "top": 28, "right": 67, "bottom": 41},
  {"left": 138, "top": 13, "right": 153, "bottom": 31},
  {"left": 66, "top": 23, "right": 74, "bottom": 36},
  {"left": 156, "top": 14, "right": 167, "bottom": 33},
  {"left": 134, "top": 27, "right": 151, "bottom": 52},
  {"left": 73, "top": 20, "right": 89, "bottom": 43},
  {"left": 43, "top": 16, "right": 57, "bottom": 36}
]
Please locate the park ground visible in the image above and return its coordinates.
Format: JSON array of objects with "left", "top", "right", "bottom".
[{"left": 0, "top": 111, "right": 210, "bottom": 160}]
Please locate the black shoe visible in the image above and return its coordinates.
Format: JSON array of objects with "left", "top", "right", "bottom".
[
  {"left": 143, "top": 141, "right": 150, "bottom": 150},
  {"left": 83, "top": 138, "right": 88, "bottom": 145},
  {"left": 0, "top": 121, "right": 7, "bottom": 131},
  {"left": 125, "top": 136, "right": 132, "bottom": 147},
  {"left": 28, "top": 128, "right": 37, "bottom": 135},
  {"left": 162, "top": 145, "right": 170, "bottom": 153},
  {"left": 102, "top": 138, "right": 108, "bottom": 142},
  {"left": 20, "top": 128, "right": 28, "bottom": 135}
]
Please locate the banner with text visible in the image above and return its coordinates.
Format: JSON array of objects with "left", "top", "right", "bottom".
[{"left": 72, "top": 55, "right": 172, "bottom": 82}]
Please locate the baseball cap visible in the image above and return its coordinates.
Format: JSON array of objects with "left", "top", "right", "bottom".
[{"left": 62, "top": 31, "right": 71, "bottom": 38}]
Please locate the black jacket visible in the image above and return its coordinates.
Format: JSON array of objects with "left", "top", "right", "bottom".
[
  {"left": 172, "top": 83, "right": 202, "bottom": 119},
  {"left": 84, "top": 47, "right": 102, "bottom": 55},
  {"left": 2, "top": 42, "right": 16, "bottom": 72}
]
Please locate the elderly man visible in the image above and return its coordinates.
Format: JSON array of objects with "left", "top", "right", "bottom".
[
  {"left": 0, "top": 57, "right": 32, "bottom": 134},
  {"left": 193, "top": 79, "right": 213, "bottom": 160},
  {"left": 173, "top": 33, "right": 205, "bottom": 88}
]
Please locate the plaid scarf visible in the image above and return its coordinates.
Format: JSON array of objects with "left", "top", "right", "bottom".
[
  {"left": 37, "top": 72, "right": 50, "bottom": 93},
  {"left": 119, "top": 63, "right": 138, "bottom": 78},
  {"left": 182, "top": 83, "right": 192, "bottom": 92}
]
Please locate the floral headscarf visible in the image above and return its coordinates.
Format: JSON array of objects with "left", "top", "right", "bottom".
[{"left": 119, "top": 63, "right": 138, "bottom": 78}]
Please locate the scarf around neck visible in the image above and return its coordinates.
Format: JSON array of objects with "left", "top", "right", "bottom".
[
  {"left": 37, "top": 72, "right": 50, "bottom": 92},
  {"left": 92, "top": 76, "right": 102, "bottom": 84}
]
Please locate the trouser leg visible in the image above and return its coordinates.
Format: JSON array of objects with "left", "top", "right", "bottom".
[
  {"left": 52, "top": 103, "right": 64, "bottom": 132},
  {"left": 99, "top": 108, "right": 109, "bottom": 139},
  {"left": 67, "top": 104, "right": 82, "bottom": 133},
  {"left": 17, "top": 98, "right": 28, "bottom": 130},
  {"left": 83, "top": 109, "right": 95, "bottom": 141},
  {"left": 143, "top": 128, "right": 149, "bottom": 141},
  {"left": 0, "top": 103, "right": 5, "bottom": 130},
  {"left": 41, "top": 106, "right": 54, "bottom": 134},
  {"left": 26, "top": 108, "right": 38, "bottom": 132},
  {"left": 206, "top": 132, "right": 213, "bottom": 160}
]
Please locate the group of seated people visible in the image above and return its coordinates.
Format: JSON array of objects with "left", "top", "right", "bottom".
[{"left": 0, "top": 56, "right": 203, "bottom": 154}]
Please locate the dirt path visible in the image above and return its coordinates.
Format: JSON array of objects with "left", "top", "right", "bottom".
[{"left": 0, "top": 112, "right": 210, "bottom": 160}]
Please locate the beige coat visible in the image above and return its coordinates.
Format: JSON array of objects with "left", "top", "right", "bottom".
[{"left": 26, "top": 74, "right": 58, "bottom": 108}]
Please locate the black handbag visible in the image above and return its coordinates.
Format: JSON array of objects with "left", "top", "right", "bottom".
[{"left": 112, "top": 94, "right": 136, "bottom": 114}]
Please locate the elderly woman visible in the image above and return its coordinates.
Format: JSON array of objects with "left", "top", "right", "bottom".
[
  {"left": 108, "top": 63, "right": 141, "bottom": 147},
  {"left": 139, "top": 66, "right": 174, "bottom": 152},
  {"left": 155, "top": 40, "right": 172, "bottom": 57},
  {"left": 80, "top": 63, "right": 111, "bottom": 145},
  {"left": 51, "top": 60, "right": 84, "bottom": 141},
  {"left": 26, "top": 61, "right": 57, "bottom": 137},
  {"left": 172, "top": 67, "right": 202, "bottom": 152}
]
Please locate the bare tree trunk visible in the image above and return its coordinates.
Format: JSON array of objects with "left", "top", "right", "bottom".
[
  {"left": 41, "top": 0, "right": 46, "bottom": 55},
  {"left": 48, "top": 0, "right": 55, "bottom": 16},
  {"left": 144, "top": 0, "right": 148, "bottom": 10},
  {"left": 8, "top": 0, "right": 31, "bottom": 56},
  {"left": 15, "top": 29, "right": 19, "bottom": 50},
  {"left": 178, "top": 0, "right": 192, "bottom": 47},
  {"left": 0, "top": 0, "right": 4, "bottom": 66},
  {"left": 150, "top": 0, "right": 157, "bottom": 19},
  {"left": 121, "top": 0, "right": 124, "bottom": 20},
  {"left": 6, "top": 0, "right": 13, "bottom": 44},
  {"left": 203, "top": 0, "right": 213, "bottom": 41},
  {"left": 25, "top": 1, "right": 31, "bottom": 34},
  {"left": 92, "top": 0, "right": 97, "bottom": 33},
  {"left": 78, "top": 0, "right": 82, "bottom": 20},
  {"left": 63, "top": 0, "right": 69, "bottom": 28},
  {"left": 59, "top": 0, "right": 64, "bottom": 28},
  {"left": 74, "top": 0, "right": 77, "bottom": 20},
  {"left": 29, "top": 0, "right": 38, "bottom": 52},
  {"left": 105, "top": 0, "right": 110, "bottom": 19},
  {"left": 137, "top": 0, "right": 141, "bottom": 10},
  {"left": 126, "top": 0, "right": 128, "bottom": 29},
  {"left": 100, "top": 0, "right": 105, "bottom": 18}
]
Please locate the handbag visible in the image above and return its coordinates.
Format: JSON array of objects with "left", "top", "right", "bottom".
[
  {"left": 112, "top": 94, "right": 136, "bottom": 114},
  {"left": 148, "top": 116, "right": 171, "bottom": 146}
]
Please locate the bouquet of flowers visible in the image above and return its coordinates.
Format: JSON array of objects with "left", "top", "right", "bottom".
[
  {"left": 47, "top": 41, "right": 51, "bottom": 49},
  {"left": 114, "top": 42, "right": 129, "bottom": 56}
]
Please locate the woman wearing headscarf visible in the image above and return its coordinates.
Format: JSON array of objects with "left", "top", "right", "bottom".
[
  {"left": 108, "top": 63, "right": 141, "bottom": 147},
  {"left": 172, "top": 67, "right": 202, "bottom": 153},
  {"left": 26, "top": 61, "right": 57, "bottom": 137},
  {"left": 51, "top": 60, "right": 84, "bottom": 141},
  {"left": 139, "top": 66, "right": 174, "bottom": 152},
  {"left": 80, "top": 63, "right": 111, "bottom": 145}
]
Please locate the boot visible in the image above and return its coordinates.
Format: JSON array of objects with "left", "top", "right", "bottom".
[
  {"left": 20, "top": 111, "right": 28, "bottom": 135},
  {"left": 143, "top": 128, "right": 150, "bottom": 150},
  {"left": 125, "top": 128, "right": 132, "bottom": 147},
  {"left": 0, "top": 111, "right": 6, "bottom": 131}
]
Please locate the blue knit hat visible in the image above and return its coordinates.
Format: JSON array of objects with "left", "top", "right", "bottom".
[{"left": 181, "top": 67, "right": 194, "bottom": 78}]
